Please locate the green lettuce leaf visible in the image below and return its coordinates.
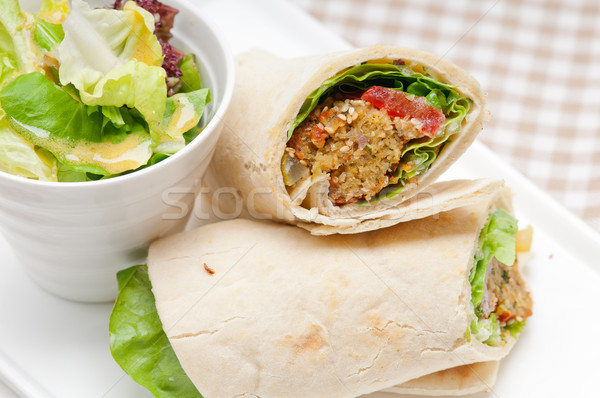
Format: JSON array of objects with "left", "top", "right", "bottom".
[
  {"left": 56, "top": 152, "right": 175, "bottom": 182},
  {"left": 75, "top": 59, "right": 168, "bottom": 144},
  {"left": 56, "top": 161, "right": 88, "bottom": 182},
  {"left": 178, "top": 54, "right": 202, "bottom": 93},
  {"left": 0, "top": 72, "right": 153, "bottom": 175},
  {"left": 0, "top": 115, "right": 57, "bottom": 180},
  {"left": 504, "top": 319, "right": 527, "bottom": 339},
  {"left": 0, "top": 12, "right": 19, "bottom": 84},
  {"left": 469, "top": 313, "right": 502, "bottom": 346},
  {"left": 469, "top": 209, "right": 518, "bottom": 308},
  {"left": 158, "top": 88, "right": 211, "bottom": 153},
  {"left": 0, "top": 0, "right": 30, "bottom": 84},
  {"left": 33, "top": 18, "right": 64, "bottom": 51},
  {"left": 109, "top": 265, "right": 202, "bottom": 398},
  {"left": 57, "top": 0, "right": 162, "bottom": 93}
]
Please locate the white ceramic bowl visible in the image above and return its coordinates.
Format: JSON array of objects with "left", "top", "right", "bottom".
[{"left": 0, "top": 0, "right": 235, "bottom": 302}]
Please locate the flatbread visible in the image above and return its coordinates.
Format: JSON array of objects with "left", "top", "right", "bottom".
[
  {"left": 148, "top": 185, "right": 522, "bottom": 398},
  {"left": 388, "top": 361, "right": 499, "bottom": 396},
  {"left": 206, "top": 45, "right": 486, "bottom": 234}
]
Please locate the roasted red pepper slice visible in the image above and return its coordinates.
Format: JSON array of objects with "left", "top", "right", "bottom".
[{"left": 361, "top": 86, "right": 445, "bottom": 137}]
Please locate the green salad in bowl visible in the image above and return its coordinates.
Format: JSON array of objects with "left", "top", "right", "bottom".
[
  {"left": 0, "top": 0, "right": 234, "bottom": 302},
  {"left": 0, "top": 0, "right": 210, "bottom": 182}
]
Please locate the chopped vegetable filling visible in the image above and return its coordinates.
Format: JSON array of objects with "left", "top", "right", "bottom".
[
  {"left": 481, "top": 257, "right": 533, "bottom": 324},
  {"left": 287, "top": 92, "right": 433, "bottom": 204}
]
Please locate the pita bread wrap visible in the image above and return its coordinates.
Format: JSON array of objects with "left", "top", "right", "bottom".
[
  {"left": 207, "top": 45, "right": 486, "bottom": 234},
  {"left": 386, "top": 361, "right": 499, "bottom": 396},
  {"left": 144, "top": 183, "right": 531, "bottom": 398}
]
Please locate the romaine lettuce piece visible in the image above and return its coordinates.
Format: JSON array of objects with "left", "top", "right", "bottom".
[
  {"left": 74, "top": 59, "right": 168, "bottom": 145},
  {"left": 56, "top": 0, "right": 163, "bottom": 93},
  {"left": 158, "top": 88, "right": 210, "bottom": 153},
  {"left": 109, "top": 265, "right": 202, "bottom": 398},
  {"left": 0, "top": 0, "right": 31, "bottom": 83},
  {"left": 33, "top": 18, "right": 64, "bottom": 51},
  {"left": 0, "top": 15, "right": 19, "bottom": 84},
  {"left": 178, "top": 54, "right": 202, "bottom": 93},
  {"left": 0, "top": 115, "right": 57, "bottom": 181}
]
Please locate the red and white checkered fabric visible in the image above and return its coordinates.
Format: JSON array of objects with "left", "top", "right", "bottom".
[{"left": 291, "top": 0, "right": 600, "bottom": 231}]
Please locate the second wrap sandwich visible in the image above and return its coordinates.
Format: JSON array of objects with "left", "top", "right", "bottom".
[
  {"left": 207, "top": 45, "right": 486, "bottom": 234},
  {"left": 109, "top": 182, "right": 533, "bottom": 397}
]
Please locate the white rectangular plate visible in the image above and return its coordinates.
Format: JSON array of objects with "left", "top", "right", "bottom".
[{"left": 1, "top": 0, "right": 599, "bottom": 397}]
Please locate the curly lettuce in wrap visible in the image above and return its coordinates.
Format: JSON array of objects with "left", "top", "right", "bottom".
[{"left": 109, "top": 182, "right": 532, "bottom": 397}]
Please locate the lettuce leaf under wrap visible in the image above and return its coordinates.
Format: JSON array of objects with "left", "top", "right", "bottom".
[
  {"left": 286, "top": 63, "right": 471, "bottom": 200},
  {"left": 109, "top": 265, "right": 202, "bottom": 398}
]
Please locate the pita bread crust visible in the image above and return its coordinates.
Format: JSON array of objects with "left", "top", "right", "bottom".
[
  {"left": 387, "top": 361, "right": 500, "bottom": 396},
  {"left": 208, "top": 45, "right": 486, "bottom": 234},
  {"left": 148, "top": 187, "right": 521, "bottom": 398}
]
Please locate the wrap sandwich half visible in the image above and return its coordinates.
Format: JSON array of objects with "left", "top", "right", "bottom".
[
  {"left": 206, "top": 45, "right": 486, "bottom": 234},
  {"left": 109, "top": 181, "right": 533, "bottom": 397}
]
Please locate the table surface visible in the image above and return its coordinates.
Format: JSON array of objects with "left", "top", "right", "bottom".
[{"left": 291, "top": 0, "right": 600, "bottom": 232}]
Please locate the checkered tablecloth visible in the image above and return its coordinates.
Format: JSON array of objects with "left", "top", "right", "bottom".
[{"left": 290, "top": 0, "right": 600, "bottom": 232}]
